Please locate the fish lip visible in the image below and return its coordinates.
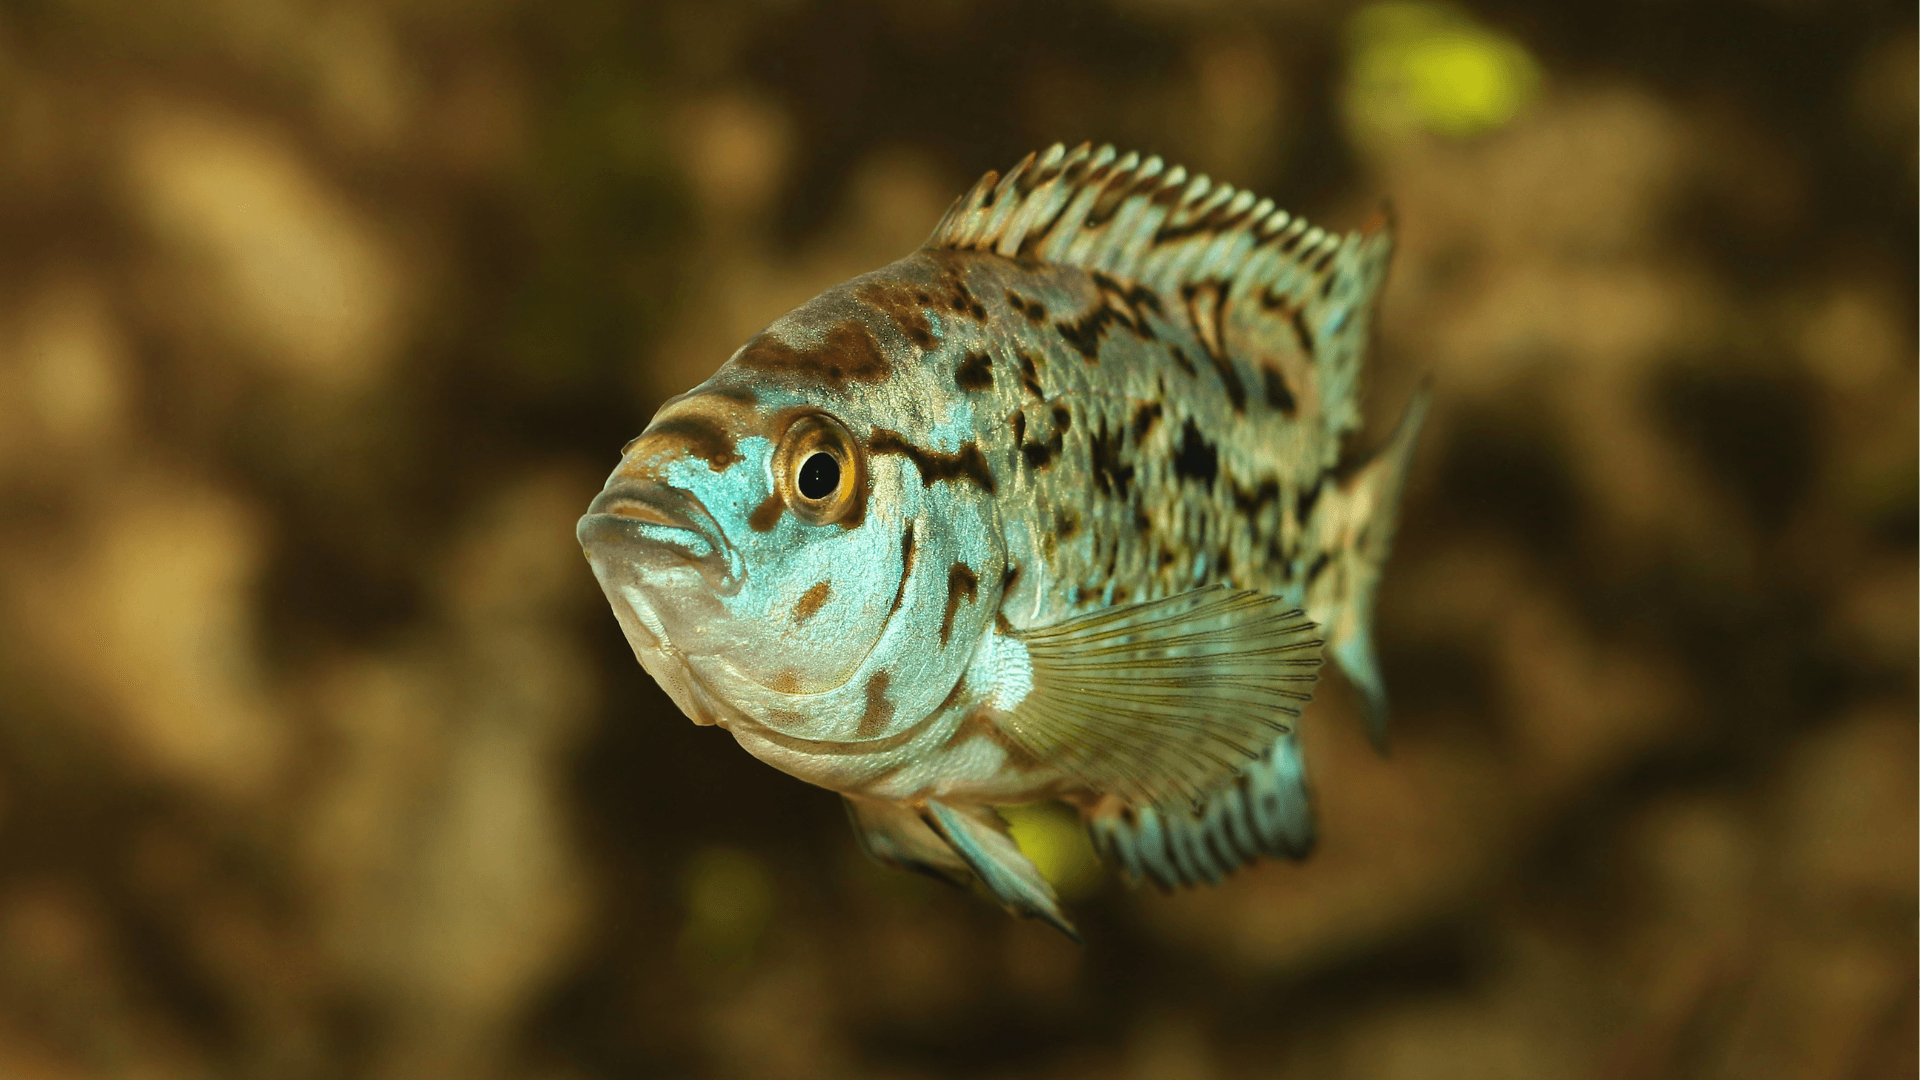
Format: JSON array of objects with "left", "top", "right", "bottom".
[{"left": 577, "top": 482, "right": 746, "bottom": 595}]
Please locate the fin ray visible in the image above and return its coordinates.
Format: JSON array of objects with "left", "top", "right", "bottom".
[
  {"left": 928, "top": 143, "right": 1393, "bottom": 440},
  {"left": 920, "top": 800, "right": 1079, "bottom": 941},
  {"left": 1000, "top": 586, "right": 1323, "bottom": 809},
  {"left": 1086, "top": 732, "right": 1316, "bottom": 890},
  {"left": 844, "top": 796, "right": 973, "bottom": 889}
]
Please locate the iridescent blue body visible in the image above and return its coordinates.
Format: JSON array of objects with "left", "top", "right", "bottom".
[{"left": 579, "top": 144, "right": 1428, "bottom": 937}]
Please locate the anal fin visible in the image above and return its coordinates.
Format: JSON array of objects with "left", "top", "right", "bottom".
[
  {"left": 1086, "top": 732, "right": 1315, "bottom": 890},
  {"left": 921, "top": 800, "right": 1080, "bottom": 942}
]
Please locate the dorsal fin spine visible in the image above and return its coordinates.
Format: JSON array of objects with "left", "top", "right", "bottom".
[{"left": 927, "top": 143, "right": 1394, "bottom": 440}]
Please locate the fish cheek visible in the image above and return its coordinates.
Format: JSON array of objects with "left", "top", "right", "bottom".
[{"left": 734, "top": 503, "right": 906, "bottom": 694}]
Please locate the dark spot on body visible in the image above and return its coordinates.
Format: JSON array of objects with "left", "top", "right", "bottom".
[
  {"left": 1053, "top": 509, "right": 1081, "bottom": 539},
  {"left": 1006, "top": 290, "right": 1047, "bottom": 324},
  {"left": 1261, "top": 364, "right": 1297, "bottom": 414},
  {"left": 1305, "top": 552, "right": 1330, "bottom": 585},
  {"left": 1168, "top": 345, "right": 1198, "bottom": 376},
  {"left": 1018, "top": 352, "right": 1045, "bottom": 397},
  {"left": 954, "top": 351, "right": 994, "bottom": 391},
  {"left": 853, "top": 282, "right": 936, "bottom": 349},
  {"left": 1051, "top": 406, "right": 1072, "bottom": 432},
  {"left": 858, "top": 671, "right": 896, "bottom": 738},
  {"left": 749, "top": 491, "right": 785, "bottom": 532},
  {"left": 1056, "top": 301, "right": 1142, "bottom": 361},
  {"left": 1022, "top": 440, "right": 1054, "bottom": 469},
  {"left": 869, "top": 430, "right": 998, "bottom": 493},
  {"left": 1211, "top": 354, "right": 1247, "bottom": 412},
  {"left": 793, "top": 581, "right": 832, "bottom": 624},
  {"left": 1296, "top": 480, "right": 1322, "bottom": 526},
  {"left": 1174, "top": 418, "right": 1219, "bottom": 488},
  {"left": 1090, "top": 420, "right": 1135, "bottom": 499},
  {"left": 646, "top": 416, "right": 741, "bottom": 469},
  {"left": 1131, "top": 402, "right": 1162, "bottom": 442},
  {"left": 1289, "top": 309, "right": 1316, "bottom": 357},
  {"left": 940, "top": 563, "right": 979, "bottom": 646},
  {"left": 1011, "top": 411, "right": 1026, "bottom": 444},
  {"left": 1231, "top": 478, "right": 1280, "bottom": 520}
]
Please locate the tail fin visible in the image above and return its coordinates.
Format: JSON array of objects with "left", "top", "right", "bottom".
[
  {"left": 1085, "top": 733, "right": 1315, "bottom": 890},
  {"left": 1322, "top": 385, "right": 1431, "bottom": 750}
]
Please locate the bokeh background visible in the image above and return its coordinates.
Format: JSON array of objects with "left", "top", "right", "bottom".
[{"left": 0, "top": 0, "right": 1913, "bottom": 1077}]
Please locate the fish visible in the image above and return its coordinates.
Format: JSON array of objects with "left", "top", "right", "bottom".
[{"left": 578, "top": 143, "right": 1429, "bottom": 940}]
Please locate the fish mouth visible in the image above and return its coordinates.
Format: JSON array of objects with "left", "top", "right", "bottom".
[{"left": 577, "top": 482, "right": 745, "bottom": 596}]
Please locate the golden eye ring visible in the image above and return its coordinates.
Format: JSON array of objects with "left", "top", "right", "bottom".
[{"left": 773, "top": 413, "right": 866, "bottom": 527}]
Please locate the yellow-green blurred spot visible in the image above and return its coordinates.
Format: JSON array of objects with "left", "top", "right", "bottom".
[
  {"left": 1001, "top": 802, "right": 1104, "bottom": 900},
  {"left": 1344, "top": 1, "right": 1542, "bottom": 144},
  {"left": 677, "top": 846, "right": 774, "bottom": 973}
]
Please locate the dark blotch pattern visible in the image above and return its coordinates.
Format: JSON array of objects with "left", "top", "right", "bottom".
[
  {"left": 869, "top": 430, "right": 997, "bottom": 493},
  {"left": 1261, "top": 364, "right": 1297, "bottom": 414},
  {"left": 793, "top": 581, "right": 832, "bottom": 624},
  {"left": 1005, "top": 290, "right": 1047, "bottom": 323},
  {"left": 1018, "top": 352, "right": 1045, "bottom": 397},
  {"left": 854, "top": 282, "right": 937, "bottom": 349},
  {"left": 1131, "top": 402, "right": 1162, "bottom": 442},
  {"left": 1295, "top": 480, "right": 1322, "bottom": 526},
  {"left": 1020, "top": 408, "right": 1066, "bottom": 471},
  {"left": 940, "top": 563, "right": 979, "bottom": 646},
  {"left": 1289, "top": 309, "right": 1316, "bottom": 357},
  {"left": 1174, "top": 417, "right": 1219, "bottom": 487},
  {"left": 1090, "top": 419, "right": 1135, "bottom": 500},
  {"left": 954, "top": 351, "right": 994, "bottom": 391},
  {"left": 749, "top": 491, "right": 784, "bottom": 532},
  {"left": 888, "top": 524, "right": 917, "bottom": 617},
  {"left": 1209, "top": 352, "right": 1248, "bottom": 412},
  {"left": 857, "top": 670, "right": 895, "bottom": 738},
  {"left": 733, "top": 321, "right": 893, "bottom": 384}
]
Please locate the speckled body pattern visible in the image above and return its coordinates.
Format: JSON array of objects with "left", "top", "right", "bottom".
[{"left": 579, "top": 144, "right": 1427, "bottom": 929}]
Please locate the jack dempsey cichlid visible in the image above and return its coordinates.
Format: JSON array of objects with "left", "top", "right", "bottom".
[{"left": 578, "top": 143, "right": 1429, "bottom": 939}]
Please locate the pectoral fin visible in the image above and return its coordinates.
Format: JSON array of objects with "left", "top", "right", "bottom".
[
  {"left": 844, "top": 796, "right": 972, "bottom": 889},
  {"left": 920, "top": 799, "right": 1080, "bottom": 942},
  {"left": 1000, "top": 585, "right": 1323, "bottom": 809}
]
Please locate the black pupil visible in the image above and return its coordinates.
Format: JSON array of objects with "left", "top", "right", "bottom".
[{"left": 797, "top": 452, "right": 840, "bottom": 500}]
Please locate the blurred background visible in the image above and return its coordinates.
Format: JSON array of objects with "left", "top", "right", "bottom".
[{"left": 0, "top": 0, "right": 1913, "bottom": 1077}]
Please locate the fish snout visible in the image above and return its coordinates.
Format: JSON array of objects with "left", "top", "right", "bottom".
[{"left": 577, "top": 480, "right": 745, "bottom": 594}]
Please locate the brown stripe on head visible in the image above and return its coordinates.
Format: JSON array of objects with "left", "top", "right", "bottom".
[
  {"left": 643, "top": 416, "right": 741, "bottom": 469},
  {"left": 887, "top": 522, "right": 917, "bottom": 617},
  {"left": 857, "top": 670, "right": 896, "bottom": 738},
  {"left": 615, "top": 383, "right": 769, "bottom": 478},
  {"left": 793, "top": 580, "right": 832, "bottom": 624},
  {"left": 939, "top": 562, "right": 979, "bottom": 646},
  {"left": 732, "top": 321, "right": 893, "bottom": 385}
]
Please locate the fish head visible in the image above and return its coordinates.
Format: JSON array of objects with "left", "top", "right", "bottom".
[{"left": 579, "top": 281, "right": 1006, "bottom": 744}]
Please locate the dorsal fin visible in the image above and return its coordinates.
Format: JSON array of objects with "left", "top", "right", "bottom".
[{"left": 926, "top": 143, "right": 1393, "bottom": 438}]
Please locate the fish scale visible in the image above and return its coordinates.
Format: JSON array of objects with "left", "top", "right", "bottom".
[{"left": 577, "top": 143, "right": 1429, "bottom": 938}]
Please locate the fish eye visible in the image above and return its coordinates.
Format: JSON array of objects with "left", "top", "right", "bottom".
[
  {"left": 775, "top": 413, "right": 865, "bottom": 526},
  {"left": 797, "top": 453, "right": 839, "bottom": 500}
]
